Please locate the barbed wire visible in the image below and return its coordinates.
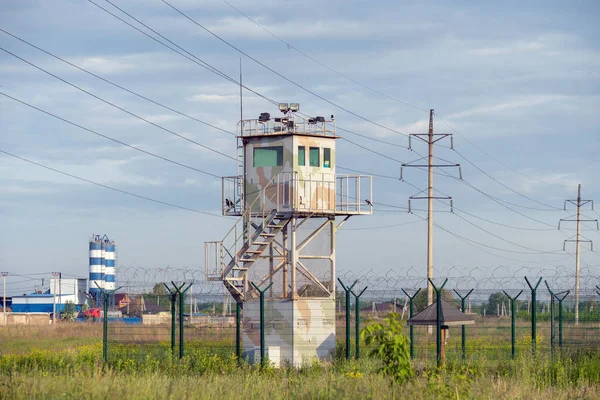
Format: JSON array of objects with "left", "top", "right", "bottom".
[{"left": 114, "top": 264, "right": 600, "bottom": 304}]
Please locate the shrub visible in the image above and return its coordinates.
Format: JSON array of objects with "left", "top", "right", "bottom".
[{"left": 360, "top": 313, "right": 413, "bottom": 384}]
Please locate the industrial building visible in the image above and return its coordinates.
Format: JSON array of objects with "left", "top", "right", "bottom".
[
  {"left": 11, "top": 278, "right": 87, "bottom": 313},
  {"left": 89, "top": 234, "right": 116, "bottom": 303}
]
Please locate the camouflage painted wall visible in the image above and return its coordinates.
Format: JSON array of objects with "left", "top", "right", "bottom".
[
  {"left": 243, "top": 133, "right": 337, "bottom": 214},
  {"left": 242, "top": 298, "right": 336, "bottom": 367}
]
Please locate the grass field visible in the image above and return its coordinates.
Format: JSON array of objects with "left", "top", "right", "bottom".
[{"left": 1, "top": 323, "right": 599, "bottom": 399}]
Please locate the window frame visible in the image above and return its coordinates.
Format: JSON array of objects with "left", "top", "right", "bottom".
[
  {"left": 323, "top": 147, "right": 331, "bottom": 168},
  {"left": 298, "top": 146, "right": 306, "bottom": 166},
  {"left": 253, "top": 146, "right": 284, "bottom": 167},
  {"left": 309, "top": 147, "right": 320, "bottom": 167}
]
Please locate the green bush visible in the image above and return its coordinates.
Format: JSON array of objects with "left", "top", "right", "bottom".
[{"left": 360, "top": 313, "right": 414, "bottom": 384}]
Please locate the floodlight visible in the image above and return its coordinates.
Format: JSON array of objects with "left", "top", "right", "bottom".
[
  {"left": 290, "top": 103, "right": 299, "bottom": 112},
  {"left": 278, "top": 103, "right": 289, "bottom": 112},
  {"left": 258, "top": 112, "right": 270, "bottom": 122},
  {"left": 315, "top": 116, "right": 325, "bottom": 123}
]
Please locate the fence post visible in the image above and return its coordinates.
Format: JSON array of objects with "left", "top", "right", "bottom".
[
  {"left": 174, "top": 282, "right": 193, "bottom": 359},
  {"left": 338, "top": 278, "right": 357, "bottom": 361},
  {"left": 544, "top": 281, "right": 556, "bottom": 356},
  {"left": 236, "top": 301, "right": 242, "bottom": 362},
  {"left": 524, "top": 277, "right": 542, "bottom": 355},
  {"left": 102, "top": 290, "right": 108, "bottom": 363},
  {"left": 555, "top": 291, "right": 569, "bottom": 349},
  {"left": 251, "top": 281, "right": 273, "bottom": 367},
  {"left": 453, "top": 289, "right": 473, "bottom": 360},
  {"left": 429, "top": 278, "right": 448, "bottom": 367},
  {"left": 163, "top": 283, "right": 179, "bottom": 358},
  {"left": 351, "top": 286, "right": 367, "bottom": 359},
  {"left": 503, "top": 290, "right": 523, "bottom": 359},
  {"left": 95, "top": 283, "right": 121, "bottom": 363},
  {"left": 402, "top": 288, "right": 421, "bottom": 359}
]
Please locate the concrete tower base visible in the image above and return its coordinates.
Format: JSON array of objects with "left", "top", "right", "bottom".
[{"left": 242, "top": 298, "right": 335, "bottom": 367}]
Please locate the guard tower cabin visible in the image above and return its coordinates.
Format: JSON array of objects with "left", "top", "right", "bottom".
[{"left": 206, "top": 103, "right": 372, "bottom": 367}]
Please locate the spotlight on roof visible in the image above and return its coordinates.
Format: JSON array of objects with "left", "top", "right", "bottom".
[
  {"left": 315, "top": 116, "right": 325, "bottom": 123},
  {"left": 290, "top": 103, "right": 299, "bottom": 112},
  {"left": 258, "top": 112, "right": 270, "bottom": 122},
  {"left": 278, "top": 103, "right": 289, "bottom": 113}
]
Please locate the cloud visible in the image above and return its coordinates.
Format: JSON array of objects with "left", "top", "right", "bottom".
[
  {"left": 445, "top": 95, "right": 567, "bottom": 120},
  {"left": 187, "top": 94, "right": 239, "bottom": 103},
  {"left": 75, "top": 56, "right": 136, "bottom": 75}
]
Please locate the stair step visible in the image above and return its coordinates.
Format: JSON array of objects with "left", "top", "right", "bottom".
[
  {"left": 253, "top": 241, "right": 270, "bottom": 246},
  {"left": 260, "top": 233, "right": 276, "bottom": 237},
  {"left": 246, "top": 250, "right": 262, "bottom": 254}
]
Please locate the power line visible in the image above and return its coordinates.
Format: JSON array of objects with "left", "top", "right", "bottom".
[
  {"left": 1, "top": 91, "right": 222, "bottom": 179},
  {"left": 0, "top": 149, "right": 227, "bottom": 219},
  {"left": 453, "top": 213, "right": 563, "bottom": 255},
  {"left": 1, "top": 28, "right": 407, "bottom": 156},
  {"left": 216, "top": 0, "right": 577, "bottom": 210},
  {"left": 340, "top": 219, "right": 422, "bottom": 231},
  {"left": 436, "top": 114, "right": 575, "bottom": 189},
  {"left": 88, "top": 0, "right": 408, "bottom": 151},
  {"left": 0, "top": 46, "right": 236, "bottom": 161},
  {"left": 459, "top": 179, "right": 560, "bottom": 229},
  {"left": 0, "top": 28, "right": 236, "bottom": 137},
  {"left": 337, "top": 166, "right": 398, "bottom": 180},
  {"left": 341, "top": 137, "right": 404, "bottom": 163},
  {"left": 156, "top": 0, "right": 410, "bottom": 138},
  {"left": 453, "top": 208, "right": 556, "bottom": 232},
  {"left": 220, "top": 0, "right": 428, "bottom": 113},
  {"left": 453, "top": 147, "right": 563, "bottom": 211},
  {"left": 410, "top": 214, "right": 570, "bottom": 264},
  {"left": 98, "top": 0, "right": 582, "bottom": 225}
]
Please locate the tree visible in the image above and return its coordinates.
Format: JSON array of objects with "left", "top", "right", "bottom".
[
  {"left": 61, "top": 300, "right": 76, "bottom": 321},
  {"left": 152, "top": 283, "right": 167, "bottom": 296},
  {"left": 486, "top": 292, "right": 508, "bottom": 315}
]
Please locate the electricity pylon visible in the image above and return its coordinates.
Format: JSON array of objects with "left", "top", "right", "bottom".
[
  {"left": 401, "top": 109, "right": 461, "bottom": 311},
  {"left": 559, "top": 184, "right": 598, "bottom": 325}
]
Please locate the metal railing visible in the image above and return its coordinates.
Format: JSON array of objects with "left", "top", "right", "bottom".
[
  {"left": 221, "top": 172, "right": 373, "bottom": 218},
  {"left": 222, "top": 175, "right": 243, "bottom": 216},
  {"left": 336, "top": 175, "right": 373, "bottom": 214},
  {"left": 239, "top": 117, "right": 336, "bottom": 137},
  {"left": 206, "top": 175, "right": 279, "bottom": 281}
]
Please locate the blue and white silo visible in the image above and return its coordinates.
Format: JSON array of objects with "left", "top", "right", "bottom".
[
  {"left": 89, "top": 235, "right": 104, "bottom": 299},
  {"left": 103, "top": 240, "right": 116, "bottom": 291}
]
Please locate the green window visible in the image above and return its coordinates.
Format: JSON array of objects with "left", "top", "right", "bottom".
[
  {"left": 323, "top": 147, "right": 331, "bottom": 168},
  {"left": 298, "top": 146, "right": 306, "bottom": 166},
  {"left": 253, "top": 146, "right": 283, "bottom": 167},
  {"left": 309, "top": 147, "right": 320, "bottom": 167}
]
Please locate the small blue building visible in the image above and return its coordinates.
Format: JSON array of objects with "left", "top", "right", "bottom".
[{"left": 11, "top": 278, "right": 87, "bottom": 313}]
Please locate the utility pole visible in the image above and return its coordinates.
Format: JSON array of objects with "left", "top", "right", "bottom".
[
  {"left": 401, "top": 109, "right": 461, "bottom": 310},
  {"left": 59, "top": 272, "right": 62, "bottom": 318},
  {"left": 559, "top": 184, "right": 597, "bottom": 325},
  {"left": 1, "top": 272, "right": 7, "bottom": 326},
  {"left": 52, "top": 272, "right": 60, "bottom": 324}
]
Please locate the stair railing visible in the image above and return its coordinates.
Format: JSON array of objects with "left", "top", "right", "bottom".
[{"left": 219, "top": 174, "right": 281, "bottom": 278}]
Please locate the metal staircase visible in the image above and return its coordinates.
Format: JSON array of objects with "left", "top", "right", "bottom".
[
  {"left": 206, "top": 176, "right": 290, "bottom": 304},
  {"left": 222, "top": 210, "right": 290, "bottom": 304}
]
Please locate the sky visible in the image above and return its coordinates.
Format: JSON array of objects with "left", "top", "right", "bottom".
[{"left": 1, "top": 0, "right": 599, "bottom": 295}]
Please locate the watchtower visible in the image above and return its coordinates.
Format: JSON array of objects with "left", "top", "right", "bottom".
[{"left": 205, "top": 103, "right": 372, "bottom": 366}]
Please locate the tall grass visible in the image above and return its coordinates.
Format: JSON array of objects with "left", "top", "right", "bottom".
[{"left": 0, "top": 341, "right": 598, "bottom": 399}]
